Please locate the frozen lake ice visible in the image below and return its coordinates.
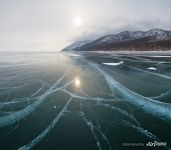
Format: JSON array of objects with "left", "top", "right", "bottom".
[{"left": 0, "top": 51, "right": 171, "bottom": 150}]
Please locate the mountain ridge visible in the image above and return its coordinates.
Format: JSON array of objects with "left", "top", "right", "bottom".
[{"left": 62, "top": 28, "right": 171, "bottom": 51}]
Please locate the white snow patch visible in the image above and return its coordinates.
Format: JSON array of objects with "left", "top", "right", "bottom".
[
  {"left": 67, "top": 53, "right": 81, "bottom": 57},
  {"left": 148, "top": 67, "right": 157, "bottom": 70},
  {"left": 151, "top": 56, "right": 171, "bottom": 58},
  {"left": 103, "top": 61, "right": 124, "bottom": 66}
]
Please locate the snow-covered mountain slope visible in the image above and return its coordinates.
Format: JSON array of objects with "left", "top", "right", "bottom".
[
  {"left": 94, "top": 28, "right": 171, "bottom": 45},
  {"left": 143, "top": 29, "right": 168, "bottom": 40},
  {"left": 62, "top": 41, "right": 91, "bottom": 51}
]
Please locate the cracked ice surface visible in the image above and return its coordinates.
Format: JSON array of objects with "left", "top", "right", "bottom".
[{"left": 0, "top": 51, "right": 171, "bottom": 150}]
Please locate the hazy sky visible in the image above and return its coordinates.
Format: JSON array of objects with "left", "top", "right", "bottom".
[{"left": 0, "top": 0, "right": 171, "bottom": 51}]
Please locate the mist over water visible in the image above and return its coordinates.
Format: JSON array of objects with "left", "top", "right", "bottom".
[{"left": 0, "top": 51, "right": 171, "bottom": 150}]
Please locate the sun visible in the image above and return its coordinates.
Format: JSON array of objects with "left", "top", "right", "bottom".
[{"left": 74, "top": 17, "right": 82, "bottom": 27}]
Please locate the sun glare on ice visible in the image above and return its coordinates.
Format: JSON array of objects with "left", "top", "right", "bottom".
[{"left": 74, "top": 78, "right": 81, "bottom": 87}]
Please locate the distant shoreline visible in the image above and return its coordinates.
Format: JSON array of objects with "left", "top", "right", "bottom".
[{"left": 69, "top": 50, "right": 171, "bottom": 56}]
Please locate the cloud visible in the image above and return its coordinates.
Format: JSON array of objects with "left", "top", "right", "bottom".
[{"left": 72, "top": 17, "right": 171, "bottom": 42}]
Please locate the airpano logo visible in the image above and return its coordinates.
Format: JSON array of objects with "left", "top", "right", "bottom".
[
  {"left": 146, "top": 141, "right": 167, "bottom": 147},
  {"left": 122, "top": 141, "right": 167, "bottom": 148}
]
